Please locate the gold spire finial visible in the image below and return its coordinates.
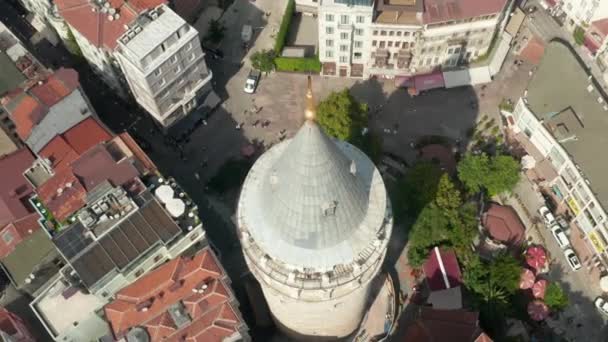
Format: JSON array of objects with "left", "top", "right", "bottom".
[{"left": 304, "top": 76, "right": 316, "bottom": 121}]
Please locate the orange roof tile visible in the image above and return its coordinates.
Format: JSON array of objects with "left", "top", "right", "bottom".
[
  {"left": 36, "top": 168, "right": 87, "bottom": 223},
  {"left": 39, "top": 118, "right": 112, "bottom": 171},
  {"left": 11, "top": 95, "right": 46, "bottom": 140},
  {"left": 29, "top": 69, "right": 77, "bottom": 107},
  {"left": 56, "top": 0, "right": 166, "bottom": 51},
  {"left": 63, "top": 117, "right": 112, "bottom": 154},
  {"left": 104, "top": 248, "right": 244, "bottom": 342},
  {"left": 38, "top": 136, "right": 80, "bottom": 171}
]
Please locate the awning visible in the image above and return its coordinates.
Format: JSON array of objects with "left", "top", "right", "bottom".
[
  {"left": 414, "top": 71, "right": 445, "bottom": 91},
  {"left": 584, "top": 34, "right": 601, "bottom": 54},
  {"left": 395, "top": 75, "right": 414, "bottom": 88}
]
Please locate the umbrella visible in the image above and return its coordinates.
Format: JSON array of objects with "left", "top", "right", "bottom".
[
  {"left": 165, "top": 198, "right": 186, "bottom": 218},
  {"left": 526, "top": 246, "right": 547, "bottom": 270},
  {"left": 519, "top": 268, "right": 535, "bottom": 289},
  {"left": 601, "top": 276, "right": 608, "bottom": 292},
  {"left": 532, "top": 279, "right": 548, "bottom": 298},
  {"left": 154, "top": 185, "right": 174, "bottom": 204},
  {"left": 528, "top": 300, "right": 549, "bottom": 321}
]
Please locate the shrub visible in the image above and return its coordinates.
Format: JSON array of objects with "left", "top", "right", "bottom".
[
  {"left": 274, "top": 56, "right": 321, "bottom": 73},
  {"left": 274, "top": 0, "right": 295, "bottom": 54},
  {"left": 499, "top": 99, "right": 514, "bottom": 112},
  {"left": 573, "top": 26, "right": 585, "bottom": 46}
]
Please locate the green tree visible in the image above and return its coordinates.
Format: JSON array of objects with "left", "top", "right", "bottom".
[
  {"left": 457, "top": 153, "right": 490, "bottom": 194},
  {"left": 65, "top": 27, "right": 83, "bottom": 57},
  {"left": 394, "top": 162, "right": 443, "bottom": 219},
  {"left": 573, "top": 26, "right": 585, "bottom": 45},
  {"left": 250, "top": 50, "right": 275, "bottom": 73},
  {"left": 435, "top": 174, "right": 462, "bottom": 217},
  {"left": 545, "top": 283, "right": 569, "bottom": 312},
  {"left": 457, "top": 153, "right": 520, "bottom": 196},
  {"left": 485, "top": 155, "right": 520, "bottom": 196},
  {"left": 316, "top": 89, "right": 367, "bottom": 141},
  {"left": 205, "top": 19, "right": 226, "bottom": 44}
]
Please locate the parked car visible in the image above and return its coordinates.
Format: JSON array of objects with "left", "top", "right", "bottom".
[
  {"left": 244, "top": 69, "right": 261, "bottom": 94},
  {"left": 550, "top": 225, "right": 570, "bottom": 248},
  {"left": 595, "top": 297, "right": 608, "bottom": 315},
  {"left": 557, "top": 216, "right": 569, "bottom": 230},
  {"left": 539, "top": 206, "right": 556, "bottom": 226},
  {"left": 564, "top": 248, "right": 582, "bottom": 271}
]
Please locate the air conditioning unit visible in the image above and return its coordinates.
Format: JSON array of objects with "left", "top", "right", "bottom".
[{"left": 150, "top": 10, "right": 158, "bottom": 19}]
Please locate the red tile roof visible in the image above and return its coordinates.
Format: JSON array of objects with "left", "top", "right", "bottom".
[
  {"left": 39, "top": 117, "right": 112, "bottom": 171},
  {"left": 11, "top": 95, "right": 46, "bottom": 140},
  {"left": 0, "top": 214, "right": 40, "bottom": 259},
  {"left": 36, "top": 168, "right": 87, "bottom": 223},
  {"left": 423, "top": 0, "right": 508, "bottom": 24},
  {"left": 55, "top": 0, "right": 166, "bottom": 50},
  {"left": 104, "top": 248, "right": 244, "bottom": 342},
  {"left": 519, "top": 36, "right": 545, "bottom": 65},
  {"left": 423, "top": 247, "right": 462, "bottom": 291},
  {"left": 0, "top": 308, "right": 35, "bottom": 342},
  {"left": 0, "top": 149, "right": 35, "bottom": 228},
  {"left": 482, "top": 203, "right": 525, "bottom": 245},
  {"left": 404, "top": 307, "right": 489, "bottom": 342},
  {"left": 71, "top": 144, "right": 139, "bottom": 191},
  {"left": 592, "top": 18, "right": 608, "bottom": 37},
  {"left": 29, "top": 68, "right": 78, "bottom": 107},
  {"left": 8, "top": 68, "right": 81, "bottom": 140}
]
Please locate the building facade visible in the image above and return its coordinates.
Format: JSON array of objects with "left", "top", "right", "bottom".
[
  {"left": 114, "top": 6, "right": 213, "bottom": 127},
  {"left": 237, "top": 78, "right": 393, "bottom": 339},
  {"left": 53, "top": 0, "right": 214, "bottom": 129},
  {"left": 505, "top": 42, "right": 608, "bottom": 271},
  {"left": 318, "top": 0, "right": 375, "bottom": 77},
  {"left": 557, "top": 0, "right": 608, "bottom": 29},
  {"left": 312, "top": 0, "right": 512, "bottom": 78}
]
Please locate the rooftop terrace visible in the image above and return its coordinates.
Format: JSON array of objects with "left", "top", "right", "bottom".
[{"left": 525, "top": 41, "right": 608, "bottom": 209}]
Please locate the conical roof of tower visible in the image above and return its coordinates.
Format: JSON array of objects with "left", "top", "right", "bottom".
[{"left": 237, "top": 79, "right": 390, "bottom": 271}]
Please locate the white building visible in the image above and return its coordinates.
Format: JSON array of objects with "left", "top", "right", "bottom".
[
  {"left": 318, "top": 0, "right": 375, "bottom": 77},
  {"left": 114, "top": 6, "right": 213, "bottom": 127},
  {"left": 505, "top": 42, "right": 608, "bottom": 268},
  {"left": 53, "top": 0, "right": 214, "bottom": 129},
  {"left": 237, "top": 78, "right": 393, "bottom": 339},
  {"left": 558, "top": 0, "right": 608, "bottom": 29},
  {"left": 312, "top": 0, "right": 512, "bottom": 79}
]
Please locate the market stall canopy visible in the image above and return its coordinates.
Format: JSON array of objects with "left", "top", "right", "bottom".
[
  {"left": 519, "top": 268, "right": 535, "bottom": 290},
  {"left": 526, "top": 246, "right": 547, "bottom": 270},
  {"left": 528, "top": 300, "right": 549, "bottom": 321},
  {"left": 533, "top": 279, "right": 548, "bottom": 299}
]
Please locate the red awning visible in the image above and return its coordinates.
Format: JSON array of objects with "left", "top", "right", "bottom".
[
  {"left": 414, "top": 71, "right": 445, "bottom": 91},
  {"left": 584, "top": 34, "right": 601, "bottom": 54},
  {"left": 395, "top": 76, "right": 414, "bottom": 88}
]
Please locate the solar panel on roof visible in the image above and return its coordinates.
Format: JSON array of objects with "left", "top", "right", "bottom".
[{"left": 53, "top": 222, "right": 94, "bottom": 260}]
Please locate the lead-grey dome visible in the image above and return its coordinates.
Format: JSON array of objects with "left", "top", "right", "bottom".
[{"left": 237, "top": 119, "right": 390, "bottom": 271}]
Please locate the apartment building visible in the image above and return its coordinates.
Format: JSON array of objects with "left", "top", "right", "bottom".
[
  {"left": 318, "top": 0, "right": 375, "bottom": 77},
  {"left": 28, "top": 135, "right": 207, "bottom": 341},
  {"left": 114, "top": 6, "right": 213, "bottom": 128},
  {"left": 312, "top": 0, "right": 511, "bottom": 78},
  {"left": 506, "top": 42, "right": 608, "bottom": 270},
  {"left": 557, "top": 0, "right": 608, "bottom": 29},
  {"left": 104, "top": 247, "right": 250, "bottom": 341},
  {"left": 54, "top": 0, "right": 214, "bottom": 129}
]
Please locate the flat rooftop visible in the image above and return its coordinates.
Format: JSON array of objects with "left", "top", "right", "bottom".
[
  {"left": 122, "top": 6, "right": 187, "bottom": 60},
  {"left": 0, "top": 50, "right": 24, "bottom": 95},
  {"left": 1, "top": 229, "right": 57, "bottom": 289},
  {"left": 526, "top": 41, "right": 608, "bottom": 209},
  {"left": 32, "top": 276, "right": 110, "bottom": 341}
]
